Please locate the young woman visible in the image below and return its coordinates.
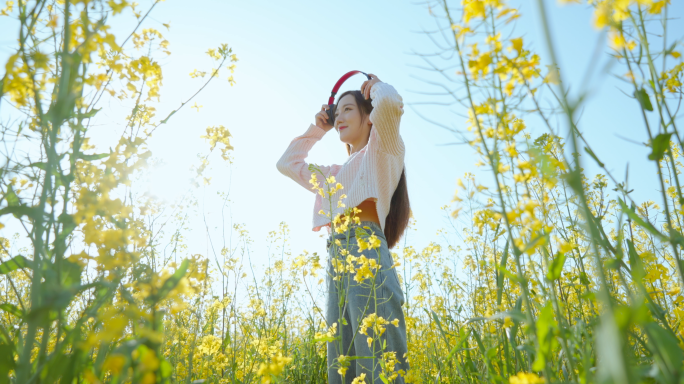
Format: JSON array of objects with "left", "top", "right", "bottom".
[{"left": 276, "top": 74, "right": 410, "bottom": 384}]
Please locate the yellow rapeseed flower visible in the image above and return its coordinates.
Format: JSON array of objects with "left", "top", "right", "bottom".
[
  {"left": 351, "top": 373, "right": 367, "bottom": 384},
  {"left": 257, "top": 353, "right": 293, "bottom": 384},
  {"left": 510, "top": 372, "right": 545, "bottom": 384}
]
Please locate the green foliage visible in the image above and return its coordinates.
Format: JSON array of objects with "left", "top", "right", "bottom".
[{"left": 0, "top": 0, "right": 237, "bottom": 382}]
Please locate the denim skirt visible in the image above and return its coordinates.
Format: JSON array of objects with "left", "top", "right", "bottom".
[{"left": 325, "top": 220, "right": 409, "bottom": 384}]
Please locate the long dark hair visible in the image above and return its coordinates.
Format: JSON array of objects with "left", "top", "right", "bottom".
[{"left": 334, "top": 90, "right": 411, "bottom": 249}]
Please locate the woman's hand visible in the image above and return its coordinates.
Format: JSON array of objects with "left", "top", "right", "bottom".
[
  {"left": 361, "top": 74, "right": 381, "bottom": 100},
  {"left": 315, "top": 104, "right": 334, "bottom": 132}
]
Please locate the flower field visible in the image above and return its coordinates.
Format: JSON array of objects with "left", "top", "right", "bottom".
[{"left": 0, "top": 0, "right": 683, "bottom": 383}]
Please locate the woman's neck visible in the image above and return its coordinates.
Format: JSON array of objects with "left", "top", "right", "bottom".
[{"left": 349, "top": 137, "right": 370, "bottom": 154}]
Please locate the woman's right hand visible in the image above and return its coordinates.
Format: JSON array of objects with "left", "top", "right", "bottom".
[{"left": 315, "top": 104, "right": 334, "bottom": 132}]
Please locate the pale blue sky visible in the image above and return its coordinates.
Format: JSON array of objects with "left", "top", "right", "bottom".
[{"left": 1, "top": 1, "right": 682, "bottom": 268}]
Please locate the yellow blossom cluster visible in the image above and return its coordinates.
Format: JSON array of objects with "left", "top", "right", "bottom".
[
  {"left": 257, "top": 353, "right": 294, "bottom": 384},
  {"left": 381, "top": 351, "right": 406, "bottom": 382},
  {"left": 509, "top": 372, "right": 545, "bottom": 384},
  {"left": 359, "top": 313, "right": 400, "bottom": 348},
  {"left": 314, "top": 322, "right": 338, "bottom": 343},
  {"left": 201, "top": 125, "right": 234, "bottom": 161}
]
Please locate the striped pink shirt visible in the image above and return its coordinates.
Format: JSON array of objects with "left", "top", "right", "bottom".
[{"left": 276, "top": 82, "right": 405, "bottom": 234}]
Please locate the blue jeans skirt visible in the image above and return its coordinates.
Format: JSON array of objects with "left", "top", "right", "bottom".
[{"left": 325, "top": 220, "right": 409, "bottom": 384}]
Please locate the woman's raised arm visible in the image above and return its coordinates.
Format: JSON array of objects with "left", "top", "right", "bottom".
[
  {"left": 368, "top": 81, "right": 404, "bottom": 155},
  {"left": 277, "top": 104, "right": 339, "bottom": 193}
]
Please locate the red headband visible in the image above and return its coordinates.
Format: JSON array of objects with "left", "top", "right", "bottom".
[
  {"left": 326, "top": 71, "right": 372, "bottom": 125},
  {"left": 327, "top": 70, "right": 371, "bottom": 105}
]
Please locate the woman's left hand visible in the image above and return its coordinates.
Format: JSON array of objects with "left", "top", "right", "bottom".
[{"left": 361, "top": 74, "right": 381, "bottom": 100}]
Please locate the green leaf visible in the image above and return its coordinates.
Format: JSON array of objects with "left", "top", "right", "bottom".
[
  {"left": 486, "top": 346, "right": 497, "bottom": 360},
  {"left": 28, "top": 162, "right": 47, "bottom": 170},
  {"left": 596, "top": 313, "right": 630, "bottom": 383},
  {"left": 354, "top": 225, "right": 371, "bottom": 239},
  {"left": 496, "top": 264, "right": 521, "bottom": 284},
  {"left": 605, "top": 258, "right": 622, "bottom": 270},
  {"left": 78, "top": 152, "right": 110, "bottom": 161},
  {"left": 664, "top": 41, "right": 678, "bottom": 56},
  {"left": 634, "top": 88, "right": 653, "bottom": 111},
  {"left": 160, "top": 360, "right": 173, "bottom": 379},
  {"left": 669, "top": 229, "right": 684, "bottom": 248},
  {"left": 532, "top": 302, "right": 557, "bottom": 371},
  {"left": 529, "top": 146, "right": 558, "bottom": 180},
  {"left": 496, "top": 239, "right": 509, "bottom": 307},
  {"left": 561, "top": 169, "right": 583, "bottom": 193},
  {"left": 584, "top": 146, "right": 605, "bottom": 167},
  {"left": 618, "top": 198, "right": 667, "bottom": 241},
  {"left": 430, "top": 310, "right": 450, "bottom": 344},
  {"left": 38, "top": 285, "right": 76, "bottom": 312},
  {"left": 119, "top": 285, "right": 136, "bottom": 305},
  {"left": 645, "top": 322, "right": 683, "bottom": 379},
  {"left": 581, "top": 291, "right": 595, "bottom": 301},
  {"left": 469, "top": 326, "right": 486, "bottom": 354},
  {"left": 435, "top": 327, "right": 472, "bottom": 381},
  {"left": 221, "top": 328, "right": 232, "bottom": 351},
  {"left": 159, "top": 109, "right": 177, "bottom": 125},
  {"left": 0, "top": 303, "right": 23, "bottom": 318},
  {"left": 487, "top": 309, "right": 526, "bottom": 323},
  {"left": 465, "top": 317, "right": 487, "bottom": 324},
  {"left": 312, "top": 334, "right": 337, "bottom": 343},
  {"left": 79, "top": 107, "right": 101, "bottom": 119},
  {"left": 60, "top": 259, "right": 83, "bottom": 286},
  {"left": 3, "top": 185, "right": 19, "bottom": 206},
  {"left": 0, "top": 205, "right": 38, "bottom": 220},
  {"left": 491, "top": 149, "right": 501, "bottom": 175},
  {"left": 450, "top": 330, "right": 472, "bottom": 358},
  {"left": 56, "top": 213, "right": 77, "bottom": 251},
  {"left": 546, "top": 252, "right": 566, "bottom": 281},
  {"left": 648, "top": 133, "right": 672, "bottom": 161},
  {"left": 0, "top": 342, "right": 15, "bottom": 384},
  {"left": 579, "top": 271, "right": 590, "bottom": 285},
  {"left": 0, "top": 256, "right": 32, "bottom": 274}
]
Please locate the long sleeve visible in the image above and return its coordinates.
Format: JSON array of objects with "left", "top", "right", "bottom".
[
  {"left": 276, "top": 124, "right": 332, "bottom": 193},
  {"left": 369, "top": 82, "right": 404, "bottom": 155}
]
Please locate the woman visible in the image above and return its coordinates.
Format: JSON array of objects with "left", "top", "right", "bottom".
[{"left": 276, "top": 74, "right": 410, "bottom": 384}]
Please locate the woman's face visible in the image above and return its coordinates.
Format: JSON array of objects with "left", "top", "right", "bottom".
[{"left": 334, "top": 94, "right": 371, "bottom": 148}]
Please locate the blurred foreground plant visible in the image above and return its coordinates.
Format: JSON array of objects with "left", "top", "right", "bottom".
[
  {"left": 405, "top": 0, "right": 684, "bottom": 383},
  {"left": 0, "top": 0, "right": 236, "bottom": 382}
]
